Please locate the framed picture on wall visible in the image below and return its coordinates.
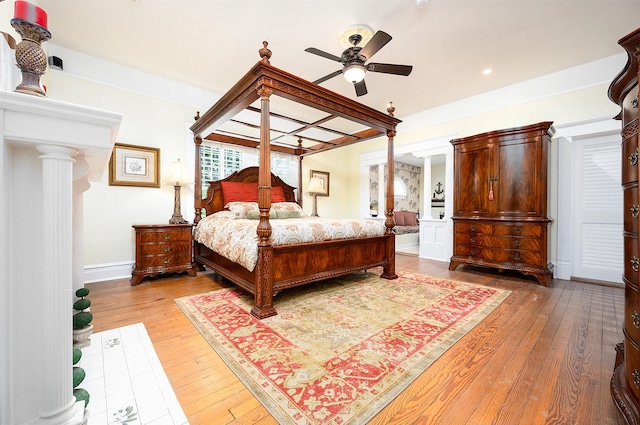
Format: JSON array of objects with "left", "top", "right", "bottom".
[
  {"left": 109, "top": 143, "right": 160, "bottom": 187},
  {"left": 310, "top": 170, "right": 330, "bottom": 197}
]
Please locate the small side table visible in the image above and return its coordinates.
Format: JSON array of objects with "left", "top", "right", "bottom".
[{"left": 131, "top": 223, "right": 197, "bottom": 286}]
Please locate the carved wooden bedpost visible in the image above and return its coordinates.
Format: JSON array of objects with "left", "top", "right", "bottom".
[
  {"left": 193, "top": 135, "right": 202, "bottom": 225},
  {"left": 297, "top": 138, "right": 304, "bottom": 207},
  {"left": 252, "top": 43, "right": 277, "bottom": 318},
  {"left": 381, "top": 101, "right": 398, "bottom": 279}
]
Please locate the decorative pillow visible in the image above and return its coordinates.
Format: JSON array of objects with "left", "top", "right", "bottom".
[
  {"left": 271, "top": 202, "right": 307, "bottom": 216},
  {"left": 246, "top": 210, "right": 276, "bottom": 220},
  {"left": 394, "top": 211, "right": 406, "bottom": 226},
  {"left": 404, "top": 211, "right": 418, "bottom": 226},
  {"left": 271, "top": 186, "right": 287, "bottom": 202},
  {"left": 276, "top": 210, "right": 302, "bottom": 219},
  {"left": 226, "top": 201, "right": 259, "bottom": 218},
  {"left": 221, "top": 181, "right": 258, "bottom": 203},
  {"left": 245, "top": 209, "right": 302, "bottom": 220},
  {"left": 211, "top": 210, "right": 237, "bottom": 220}
]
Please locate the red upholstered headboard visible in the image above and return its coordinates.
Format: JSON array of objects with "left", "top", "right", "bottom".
[{"left": 200, "top": 166, "right": 297, "bottom": 217}]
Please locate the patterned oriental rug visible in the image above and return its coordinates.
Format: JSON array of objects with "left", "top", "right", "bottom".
[{"left": 175, "top": 271, "right": 511, "bottom": 425}]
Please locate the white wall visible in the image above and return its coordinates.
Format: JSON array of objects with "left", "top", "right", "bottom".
[{"left": 42, "top": 44, "right": 626, "bottom": 282}]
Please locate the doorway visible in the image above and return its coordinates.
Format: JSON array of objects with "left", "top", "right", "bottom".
[{"left": 571, "top": 133, "right": 623, "bottom": 283}]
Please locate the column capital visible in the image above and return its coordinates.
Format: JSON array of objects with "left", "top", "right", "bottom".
[{"left": 36, "top": 144, "right": 78, "bottom": 160}]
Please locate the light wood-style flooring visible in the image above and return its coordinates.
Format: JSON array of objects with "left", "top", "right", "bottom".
[{"left": 87, "top": 256, "right": 625, "bottom": 425}]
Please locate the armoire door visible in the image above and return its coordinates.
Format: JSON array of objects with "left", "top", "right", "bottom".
[
  {"left": 494, "top": 136, "right": 545, "bottom": 217},
  {"left": 454, "top": 143, "right": 490, "bottom": 216}
]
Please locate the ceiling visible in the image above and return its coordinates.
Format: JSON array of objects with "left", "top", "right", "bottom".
[{"left": 36, "top": 0, "right": 640, "bottom": 121}]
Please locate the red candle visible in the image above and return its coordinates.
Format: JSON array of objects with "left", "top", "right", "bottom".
[{"left": 13, "top": 1, "right": 48, "bottom": 30}]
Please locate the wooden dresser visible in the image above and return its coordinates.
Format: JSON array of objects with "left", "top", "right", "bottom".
[
  {"left": 131, "top": 224, "right": 197, "bottom": 286},
  {"left": 449, "top": 121, "right": 554, "bottom": 286},
  {"left": 609, "top": 27, "right": 640, "bottom": 425}
]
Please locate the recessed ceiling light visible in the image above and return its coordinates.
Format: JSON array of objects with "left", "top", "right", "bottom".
[{"left": 483, "top": 68, "right": 493, "bottom": 75}]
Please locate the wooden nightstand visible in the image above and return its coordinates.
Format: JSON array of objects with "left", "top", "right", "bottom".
[{"left": 131, "top": 224, "right": 197, "bottom": 286}]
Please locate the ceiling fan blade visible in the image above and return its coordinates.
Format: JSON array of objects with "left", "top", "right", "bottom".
[
  {"left": 354, "top": 79, "right": 368, "bottom": 97},
  {"left": 313, "top": 69, "right": 343, "bottom": 84},
  {"left": 358, "top": 31, "right": 392, "bottom": 61},
  {"left": 366, "top": 63, "right": 413, "bottom": 76},
  {"left": 305, "top": 47, "right": 342, "bottom": 62}
]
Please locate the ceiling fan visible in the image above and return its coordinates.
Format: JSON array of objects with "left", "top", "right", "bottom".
[{"left": 305, "top": 30, "right": 413, "bottom": 97}]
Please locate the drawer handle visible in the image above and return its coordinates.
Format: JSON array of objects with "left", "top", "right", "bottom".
[
  {"left": 470, "top": 225, "right": 477, "bottom": 232},
  {"left": 163, "top": 258, "right": 170, "bottom": 264},
  {"left": 470, "top": 248, "right": 478, "bottom": 256},
  {"left": 632, "top": 204, "right": 639, "bottom": 219},
  {"left": 512, "top": 253, "right": 522, "bottom": 262},
  {"left": 163, "top": 234, "right": 171, "bottom": 240},
  {"left": 633, "top": 311, "right": 640, "bottom": 329},
  {"left": 513, "top": 240, "right": 521, "bottom": 248},
  {"left": 634, "top": 369, "right": 640, "bottom": 390},
  {"left": 632, "top": 256, "right": 639, "bottom": 272},
  {"left": 629, "top": 147, "right": 639, "bottom": 167},
  {"left": 512, "top": 227, "right": 523, "bottom": 235},
  {"left": 470, "top": 236, "right": 477, "bottom": 243},
  {"left": 163, "top": 246, "right": 171, "bottom": 253}
]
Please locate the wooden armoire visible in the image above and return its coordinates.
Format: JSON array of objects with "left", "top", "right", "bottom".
[
  {"left": 609, "top": 27, "right": 640, "bottom": 425},
  {"left": 449, "top": 121, "right": 554, "bottom": 286}
]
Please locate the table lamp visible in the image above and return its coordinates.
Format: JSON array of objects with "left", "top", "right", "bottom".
[
  {"left": 163, "top": 158, "right": 193, "bottom": 224},
  {"left": 307, "top": 177, "right": 326, "bottom": 217}
]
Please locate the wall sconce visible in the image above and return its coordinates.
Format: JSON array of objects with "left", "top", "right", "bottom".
[
  {"left": 162, "top": 158, "right": 193, "bottom": 224},
  {"left": 307, "top": 177, "right": 326, "bottom": 217}
]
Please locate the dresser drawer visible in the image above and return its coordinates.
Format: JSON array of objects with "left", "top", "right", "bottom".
[
  {"left": 138, "top": 252, "right": 192, "bottom": 268},
  {"left": 454, "top": 245, "right": 541, "bottom": 265},
  {"left": 622, "top": 132, "right": 639, "bottom": 186},
  {"left": 625, "top": 234, "right": 640, "bottom": 286},
  {"left": 625, "top": 337, "right": 640, "bottom": 402},
  {"left": 493, "top": 223, "right": 543, "bottom": 237},
  {"left": 455, "top": 233, "right": 542, "bottom": 251},
  {"left": 454, "top": 222, "right": 493, "bottom": 234},
  {"left": 139, "top": 241, "right": 191, "bottom": 256},
  {"left": 625, "top": 185, "right": 639, "bottom": 234},
  {"left": 139, "top": 228, "right": 191, "bottom": 243},
  {"left": 626, "top": 284, "right": 640, "bottom": 344}
]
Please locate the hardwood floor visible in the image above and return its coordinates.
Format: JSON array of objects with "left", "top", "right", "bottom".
[{"left": 87, "top": 257, "right": 625, "bottom": 425}]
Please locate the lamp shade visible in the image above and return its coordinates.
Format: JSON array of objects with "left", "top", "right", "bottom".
[
  {"left": 307, "top": 177, "right": 326, "bottom": 194},
  {"left": 162, "top": 158, "right": 193, "bottom": 186},
  {"left": 343, "top": 63, "right": 366, "bottom": 83}
]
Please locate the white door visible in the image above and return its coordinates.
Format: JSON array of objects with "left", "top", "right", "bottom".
[{"left": 572, "top": 134, "right": 623, "bottom": 283}]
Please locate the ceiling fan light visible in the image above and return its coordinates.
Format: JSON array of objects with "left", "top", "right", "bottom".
[{"left": 343, "top": 64, "right": 366, "bottom": 83}]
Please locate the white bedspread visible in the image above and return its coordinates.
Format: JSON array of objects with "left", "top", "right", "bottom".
[{"left": 194, "top": 214, "right": 386, "bottom": 271}]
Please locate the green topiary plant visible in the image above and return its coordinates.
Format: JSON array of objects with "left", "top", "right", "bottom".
[
  {"left": 73, "top": 287, "right": 94, "bottom": 349},
  {"left": 73, "top": 288, "right": 93, "bottom": 330},
  {"left": 72, "top": 347, "right": 90, "bottom": 408}
]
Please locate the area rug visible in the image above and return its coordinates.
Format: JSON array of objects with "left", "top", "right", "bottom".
[{"left": 175, "top": 270, "right": 510, "bottom": 425}]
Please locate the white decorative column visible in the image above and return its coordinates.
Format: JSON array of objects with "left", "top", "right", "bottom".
[
  {"left": 414, "top": 136, "right": 455, "bottom": 262},
  {"left": 422, "top": 157, "right": 433, "bottom": 218},
  {"left": 377, "top": 161, "right": 385, "bottom": 215},
  {"left": 0, "top": 90, "right": 121, "bottom": 425},
  {"left": 36, "top": 145, "right": 84, "bottom": 424}
]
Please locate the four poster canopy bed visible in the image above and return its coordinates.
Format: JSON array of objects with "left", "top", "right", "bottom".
[{"left": 189, "top": 42, "right": 402, "bottom": 318}]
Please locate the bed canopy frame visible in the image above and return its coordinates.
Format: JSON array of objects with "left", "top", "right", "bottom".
[{"left": 190, "top": 41, "right": 402, "bottom": 318}]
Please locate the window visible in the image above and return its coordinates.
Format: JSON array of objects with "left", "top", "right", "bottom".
[
  {"left": 200, "top": 143, "right": 298, "bottom": 196},
  {"left": 269, "top": 151, "right": 296, "bottom": 185},
  {"left": 200, "top": 144, "right": 244, "bottom": 196},
  {"left": 394, "top": 177, "right": 407, "bottom": 199}
]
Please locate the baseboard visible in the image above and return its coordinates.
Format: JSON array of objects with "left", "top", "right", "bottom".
[
  {"left": 84, "top": 261, "right": 133, "bottom": 283},
  {"left": 554, "top": 261, "right": 570, "bottom": 280},
  {"left": 396, "top": 242, "right": 419, "bottom": 251}
]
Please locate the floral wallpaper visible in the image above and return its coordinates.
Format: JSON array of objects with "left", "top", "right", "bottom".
[{"left": 369, "top": 162, "right": 421, "bottom": 215}]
